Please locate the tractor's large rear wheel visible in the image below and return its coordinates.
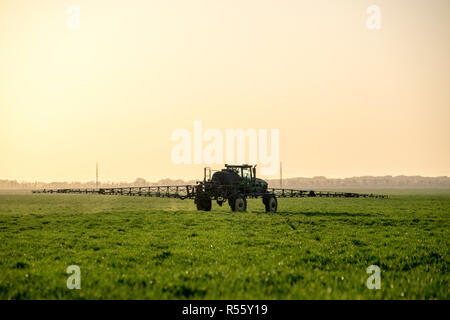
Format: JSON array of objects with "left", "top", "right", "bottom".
[
  {"left": 263, "top": 195, "right": 277, "bottom": 213},
  {"left": 229, "top": 195, "right": 247, "bottom": 212}
]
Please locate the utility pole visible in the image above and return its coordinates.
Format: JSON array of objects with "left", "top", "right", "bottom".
[
  {"left": 280, "top": 162, "right": 282, "bottom": 189},
  {"left": 96, "top": 162, "right": 98, "bottom": 189}
]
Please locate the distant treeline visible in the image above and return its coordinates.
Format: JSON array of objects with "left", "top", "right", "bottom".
[
  {"left": 1, "top": 175, "right": 450, "bottom": 190},
  {"left": 267, "top": 176, "right": 450, "bottom": 189},
  {"left": 0, "top": 178, "right": 196, "bottom": 190}
]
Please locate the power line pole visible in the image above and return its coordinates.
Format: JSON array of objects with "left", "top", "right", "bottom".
[
  {"left": 96, "top": 161, "right": 99, "bottom": 189},
  {"left": 280, "top": 162, "right": 282, "bottom": 189}
]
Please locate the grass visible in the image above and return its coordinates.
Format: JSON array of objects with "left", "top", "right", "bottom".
[{"left": 0, "top": 190, "right": 448, "bottom": 299}]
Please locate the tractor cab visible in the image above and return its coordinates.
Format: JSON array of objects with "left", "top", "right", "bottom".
[
  {"left": 225, "top": 164, "right": 255, "bottom": 182},
  {"left": 203, "top": 165, "right": 254, "bottom": 183}
]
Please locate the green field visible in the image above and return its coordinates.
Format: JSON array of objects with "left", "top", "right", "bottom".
[{"left": 0, "top": 190, "right": 448, "bottom": 299}]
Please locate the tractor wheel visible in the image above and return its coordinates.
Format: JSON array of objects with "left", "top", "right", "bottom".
[
  {"left": 228, "top": 198, "right": 236, "bottom": 211},
  {"left": 196, "top": 195, "right": 211, "bottom": 211},
  {"left": 196, "top": 201, "right": 204, "bottom": 211},
  {"left": 202, "top": 197, "right": 212, "bottom": 211},
  {"left": 264, "top": 195, "right": 277, "bottom": 213},
  {"left": 231, "top": 196, "right": 247, "bottom": 212}
]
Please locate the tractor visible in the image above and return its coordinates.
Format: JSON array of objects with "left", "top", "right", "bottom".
[{"left": 194, "top": 164, "right": 278, "bottom": 213}]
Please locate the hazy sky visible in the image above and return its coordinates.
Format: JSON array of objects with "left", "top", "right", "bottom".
[{"left": 1, "top": 0, "right": 449, "bottom": 182}]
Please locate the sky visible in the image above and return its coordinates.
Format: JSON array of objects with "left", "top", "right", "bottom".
[{"left": 1, "top": 0, "right": 449, "bottom": 182}]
